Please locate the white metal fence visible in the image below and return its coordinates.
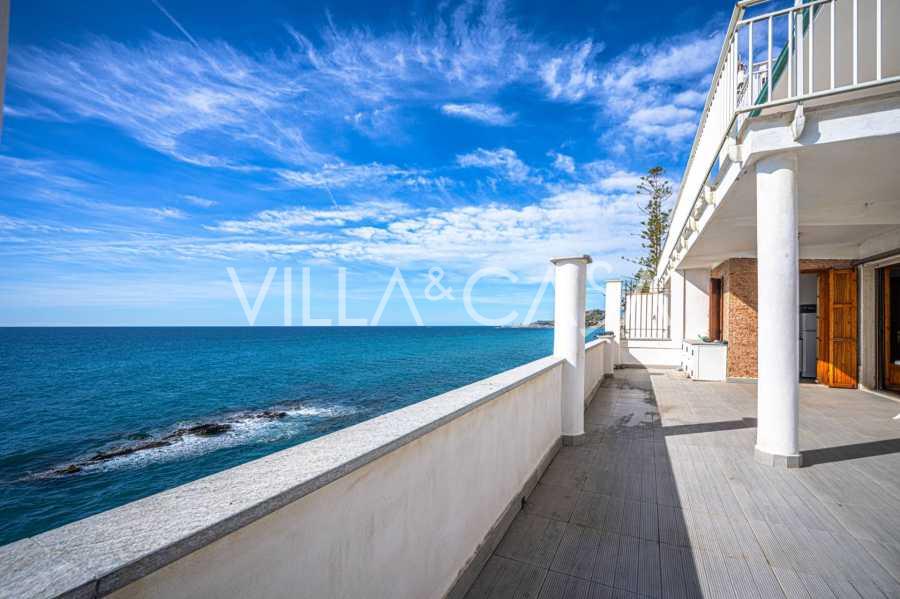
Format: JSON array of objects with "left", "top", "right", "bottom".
[{"left": 621, "top": 278, "right": 671, "bottom": 341}]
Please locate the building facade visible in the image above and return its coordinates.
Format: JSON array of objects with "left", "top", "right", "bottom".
[{"left": 614, "top": 0, "right": 900, "bottom": 467}]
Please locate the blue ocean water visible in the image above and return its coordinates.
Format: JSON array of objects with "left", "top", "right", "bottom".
[{"left": 0, "top": 326, "right": 580, "bottom": 546}]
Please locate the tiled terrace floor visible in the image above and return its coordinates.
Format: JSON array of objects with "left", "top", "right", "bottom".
[{"left": 466, "top": 368, "right": 900, "bottom": 599}]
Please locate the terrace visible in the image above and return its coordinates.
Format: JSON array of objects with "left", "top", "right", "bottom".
[{"left": 467, "top": 368, "right": 900, "bottom": 599}]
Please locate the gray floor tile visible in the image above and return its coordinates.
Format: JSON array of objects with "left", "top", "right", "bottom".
[
  {"left": 525, "top": 483, "right": 579, "bottom": 522},
  {"left": 464, "top": 371, "right": 900, "bottom": 599}
]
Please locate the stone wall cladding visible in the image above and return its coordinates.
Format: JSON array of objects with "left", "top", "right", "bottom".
[{"left": 709, "top": 258, "right": 852, "bottom": 379}]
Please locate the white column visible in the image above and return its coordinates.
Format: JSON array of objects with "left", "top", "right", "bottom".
[
  {"left": 755, "top": 153, "right": 802, "bottom": 468},
  {"left": 553, "top": 255, "right": 591, "bottom": 445}
]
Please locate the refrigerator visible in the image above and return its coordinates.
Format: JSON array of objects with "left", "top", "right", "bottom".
[{"left": 800, "top": 308, "right": 817, "bottom": 379}]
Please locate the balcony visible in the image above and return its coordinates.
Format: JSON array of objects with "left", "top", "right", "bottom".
[
  {"left": 659, "top": 0, "right": 900, "bottom": 282},
  {"left": 467, "top": 368, "right": 900, "bottom": 598}
]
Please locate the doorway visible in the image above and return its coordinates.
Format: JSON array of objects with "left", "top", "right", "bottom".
[
  {"left": 815, "top": 268, "right": 859, "bottom": 388},
  {"left": 800, "top": 273, "right": 818, "bottom": 380},
  {"left": 883, "top": 266, "right": 900, "bottom": 391}
]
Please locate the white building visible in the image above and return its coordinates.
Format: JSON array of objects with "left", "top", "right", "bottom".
[{"left": 610, "top": 0, "right": 900, "bottom": 467}]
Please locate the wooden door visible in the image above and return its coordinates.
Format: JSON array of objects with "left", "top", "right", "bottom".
[
  {"left": 817, "top": 272, "right": 830, "bottom": 384},
  {"left": 829, "top": 268, "right": 858, "bottom": 388},
  {"left": 709, "top": 278, "right": 722, "bottom": 341},
  {"left": 884, "top": 268, "right": 900, "bottom": 390}
]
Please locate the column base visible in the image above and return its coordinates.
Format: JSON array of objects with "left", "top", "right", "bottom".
[
  {"left": 562, "top": 434, "right": 586, "bottom": 447},
  {"left": 754, "top": 446, "right": 803, "bottom": 468}
]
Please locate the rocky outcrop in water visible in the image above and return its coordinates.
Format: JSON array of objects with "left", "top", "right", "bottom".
[
  {"left": 50, "top": 409, "right": 290, "bottom": 476},
  {"left": 167, "top": 423, "right": 232, "bottom": 438}
]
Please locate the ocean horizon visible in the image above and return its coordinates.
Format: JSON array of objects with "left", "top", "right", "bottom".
[{"left": 0, "top": 325, "right": 601, "bottom": 545}]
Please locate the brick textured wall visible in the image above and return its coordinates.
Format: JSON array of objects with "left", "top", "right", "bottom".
[{"left": 709, "top": 258, "right": 851, "bottom": 379}]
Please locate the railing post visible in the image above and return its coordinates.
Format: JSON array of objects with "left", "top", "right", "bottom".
[
  {"left": 552, "top": 255, "right": 591, "bottom": 446},
  {"left": 604, "top": 280, "right": 622, "bottom": 366}
]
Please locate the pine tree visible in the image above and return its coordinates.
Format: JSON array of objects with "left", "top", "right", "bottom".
[{"left": 631, "top": 166, "right": 672, "bottom": 282}]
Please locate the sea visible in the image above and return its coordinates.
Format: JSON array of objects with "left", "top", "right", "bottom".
[{"left": 0, "top": 326, "right": 602, "bottom": 546}]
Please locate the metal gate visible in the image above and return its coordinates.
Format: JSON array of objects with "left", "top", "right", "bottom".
[{"left": 621, "top": 278, "right": 671, "bottom": 340}]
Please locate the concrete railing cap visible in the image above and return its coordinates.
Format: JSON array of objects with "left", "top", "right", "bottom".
[{"left": 550, "top": 255, "right": 592, "bottom": 265}]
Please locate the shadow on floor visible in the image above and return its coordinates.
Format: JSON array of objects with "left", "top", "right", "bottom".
[
  {"left": 660, "top": 417, "right": 757, "bottom": 437},
  {"left": 801, "top": 438, "right": 900, "bottom": 467}
]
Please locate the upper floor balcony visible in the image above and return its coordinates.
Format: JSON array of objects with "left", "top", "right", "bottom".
[{"left": 659, "top": 0, "right": 900, "bottom": 282}]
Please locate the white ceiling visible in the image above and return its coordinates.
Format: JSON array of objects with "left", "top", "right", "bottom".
[{"left": 682, "top": 134, "right": 900, "bottom": 269}]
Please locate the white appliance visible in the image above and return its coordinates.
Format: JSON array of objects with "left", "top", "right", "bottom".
[
  {"left": 681, "top": 340, "right": 728, "bottom": 381},
  {"left": 800, "top": 311, "right": 817, "bottom": 378}
]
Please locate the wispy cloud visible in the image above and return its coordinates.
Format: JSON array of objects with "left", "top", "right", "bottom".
[
  {"left": 673, "top": 88, "right": 706, "bottom": 107},
  {"left": 147, "top": 207, "right": 189, "bottom": 220},
  {"left": 456, "top": 147, "right": 535, "bottom": 184},
  {"left": 182, "top": 195, "right": 218, "bottom": 208},
  {"left": 440, "top": 103, "right": 515, "bottom": 126},
  {"left": 275, "top": 163, "right": 431, "bottom": 189},
  {"left": 540, "top": 40, "right": 604, "bottom": 101},
  {"left": 206, "top": 200, "right": 413, "bottom": 235},
  {"left": 626, "top": 105, "right": 698, "bottom": 142},
  {"left": 549, "top": 151, "right": 576, "bottom": 174},
  {"left": 599, "top": 30, "right": 722, "bottom": 149},
  {"left": 9, "top": 35, "right": 328, "bottom": 169},
  {"left": 0, "top": 215, "right": 94, "bottom": 234},
  {"left": 184, "top": 189, "right": 643, "bottom": 275}
]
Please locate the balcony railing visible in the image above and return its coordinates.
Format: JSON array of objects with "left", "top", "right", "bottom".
[
  {"left": 621, "top": 277, "right": 671, "bottom": 341},
  {"left": 660, "top": 0, "right": 900, "bottom": 282}
]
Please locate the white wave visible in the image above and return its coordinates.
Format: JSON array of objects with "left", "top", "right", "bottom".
[
  {"left": 71, "top": 404, "right": 356, "bottom": 474},
  {"left": 281, "top": 405, "right": 355, "bottom": 418}
]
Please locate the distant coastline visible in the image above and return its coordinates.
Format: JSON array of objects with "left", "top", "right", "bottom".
[{"left": 519, "top": 308, "right": 604, "bottom": 329}]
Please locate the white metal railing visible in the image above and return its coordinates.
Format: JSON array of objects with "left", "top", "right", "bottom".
[
  {"left": 621, "top": 278, "right": 671, "bottom": 341},
  {"left": 659, "top": 0, "right": 899, "bottom": 282}
]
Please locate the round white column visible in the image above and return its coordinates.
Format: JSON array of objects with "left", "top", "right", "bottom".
[
  {"left": 755, "top": 153, "right": 802, "bottom": 468},
  {"left": 552, "top": 255, "right": 591, "bottom": 446}
]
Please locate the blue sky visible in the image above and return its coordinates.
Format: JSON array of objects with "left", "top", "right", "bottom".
[{"left": 0, "top": 0, "right": 728, "bottom": 325}]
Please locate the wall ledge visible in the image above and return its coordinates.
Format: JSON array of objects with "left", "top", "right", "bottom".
[{"left": 0, "top": 354, "right": 565, "bottom": 599}]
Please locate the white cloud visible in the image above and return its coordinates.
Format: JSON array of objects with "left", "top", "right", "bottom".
[
  {"left": 549, "top": 151, "right": 576, "bottom": 174},
  {"left": 9, "top": 0, "right": 539, "bottom": 169},
  {"left": 456, "top": 147, "right": 534, "bottom": 183},
  {"left": 625, "top": 104, "right": 698, "bottom": 141},
  {"left": 440, "top": 103, "right": 515, "bottom": 126},
  {"left": 540, "top": 40, "right": 603, "bottom": 102},
  {"left": 0, "top": 215, "right": 94, "bottom": 234},
  {"left": 183, "top": 195, "right": 218, "bottom": 208},
  {"left": 275, "top": 163, "right": 425, "bottom": 189},
  {"left": 628, "top": 104, "right": 696, "bottom": 126},
  {"left": 7, "top": 0, "right": 725, "bottom": 181},
  {"left": 180, "top": 186, "right": 646, "bottom": 277},
  {"left": 595, "top": 170, "right": 643, "bottom": 193},
  {"left": 673, "top": 89, "right": 706, "bottom": 107},
  {"left": 9, "top": 35, "right": 329, "bottom": 169},
  {"left": 607, "top": 33, "right": 722, "bottom": 98},
  {"left": 206, "top": 200, "right": 413, "bottom": 234},
  {"left": 147, "top": 207, "right": 189, "bottom": 220},
  {"left": 597, "top": 29, "right": 722, "bottom": 149}
]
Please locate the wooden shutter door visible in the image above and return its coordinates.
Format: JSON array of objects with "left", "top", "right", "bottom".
[
  {"left": 829, "top": 268, "right": 858, "bottom": 388},
  {"left": 817, "top": 272, "right": 830, "bottom": 385}
]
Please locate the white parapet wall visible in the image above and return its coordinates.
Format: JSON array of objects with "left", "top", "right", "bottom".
[
  {"left": 0, "top": 354, "right": 581, "bottom": 599},
  {"left": 584, "top": 337, "right": 611, "bottom": 407},
  {"left": 619, "top": 339, "right": 683, "bottom": 367},
  {"left": 613, "top": 268, "right": 711, "bottom": 369}
]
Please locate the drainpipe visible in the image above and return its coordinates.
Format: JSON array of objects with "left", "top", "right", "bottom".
[{"left": 552, "top": 255, "right": 591, "bottom": 446}]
